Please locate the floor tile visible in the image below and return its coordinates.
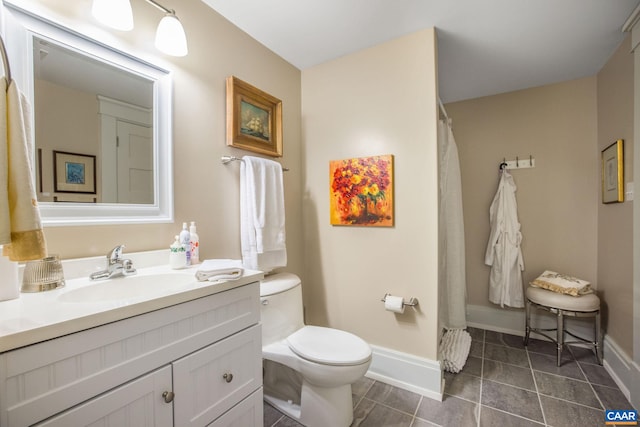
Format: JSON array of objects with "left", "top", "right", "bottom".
[
  {"left": 579, "top": 362, "right": 618, "bottom": 388},
  {"left": 415, "top": 395, "right": 479, "bottom": 427},
  {"left": 525, "top": 338, "right": 574, "bottom": 361},
  {"left": 351, "top": 398, "right": 413, "bottom": 427},
  {"left": 484, "top": 342, "right": 530, "bottom": 367},
  {"left": 365, "top": 381, "right": 421, "bottom": 415},
  {"left": 481, "top": 379, "right": 544, "bottom": 422},
  {"left": 274, "top": 415, "right": 305, "bottom": 427},
  {"left": 569, "top": 345, "right": 600, "bottom": 365},
  {"left": 529, "top": 351, "right": 586, "bottom": 380},
  {"left": 459, "top": 355, "right": 482, "bottom": 377},
  {"left": 533, "top": 371, "right": 601, "bottom": 409},
  {"left": 485, "top": 330, "right": 525, "bottom": 348},
  {"left": 444, "top": 371, "right": 481, "bottom": 402},
  {"left": 469, "top": 339, "right": 483, "bottom": 358},
  {"left": 592, "top": 384, "right": 633, "bottom": 410},
  {"left": 264, "top": 402, "right": 284, "bottom": 427},
  {"left": 482, "top": 359, "right": 535, "bottom": 390},
  {"left": 466, "top": 326, "right": 484, "bottom": 342},
  {"left": 353, "top": 376, "right": 375, "bottom": 405},
  {"left": 540, "top": 395, "right": 605, "bottom": 427},
  {"left": 409, "top": 418, "right": 439, "bottom": 427},
  {"left": 479, "top": 405, "right": 544, "bottom": 427}
]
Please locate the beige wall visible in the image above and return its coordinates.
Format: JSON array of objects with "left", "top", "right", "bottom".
[
  {"left": 597, "top": 35, "right": 634, "bottom": 357},
  {"left": 446, "top": 78, "right": 599, "bottom": 311},
  {"left": 301, "top": 29, "right": 440, "bottom": 359},
  {"left": 18, "top": 0, "right": 304, "bottom": 278}
]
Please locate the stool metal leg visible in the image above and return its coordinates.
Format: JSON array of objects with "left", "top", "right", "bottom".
[
  {"left": 524, "top": 299, "right": 531, "bottom": 346},
  {"left": 556, "top": 310, "right": 564, "bottom": 367},
  {"left": 595, "top": 310, "right": 603, "bottom": 365}
]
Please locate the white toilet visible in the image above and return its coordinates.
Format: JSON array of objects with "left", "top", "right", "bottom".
[{"left": 260, "top": 273, "right": 372, "bottom": 427}]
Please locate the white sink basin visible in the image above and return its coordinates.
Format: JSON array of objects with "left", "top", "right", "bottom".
[{"left": 58, "top": 272, "right": 197, "bottom": 303}]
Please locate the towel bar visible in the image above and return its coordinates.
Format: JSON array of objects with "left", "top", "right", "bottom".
[{"left": 221, "top": 155, "right": 289, "bottom": 171}]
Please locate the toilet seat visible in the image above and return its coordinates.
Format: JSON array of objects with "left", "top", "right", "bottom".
[{"left": 286, "top": 325, "right": 371, "bottom": 366}]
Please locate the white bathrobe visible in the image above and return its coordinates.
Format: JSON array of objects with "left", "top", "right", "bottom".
[{"left": 484, "top": 170, "right": 524, "bottom": 308}]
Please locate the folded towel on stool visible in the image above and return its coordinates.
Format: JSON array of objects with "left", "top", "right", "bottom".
[
  {"left": 195, "top": 259, "right": 244, "bottom": 282},
  {"left": 530, "top": 270, "right": 592, "bottom": 297}
]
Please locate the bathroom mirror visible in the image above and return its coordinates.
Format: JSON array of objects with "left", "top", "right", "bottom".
[{"left": 4, "top": 3, "right": 173, "bottom": 226}]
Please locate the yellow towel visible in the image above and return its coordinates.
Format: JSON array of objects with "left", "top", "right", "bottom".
[
  {"left": 530, "top": 270, "right": 593, "bottom": 297},
  {"left": 1, "top": 78, "right": 47, "bottom": 261}
]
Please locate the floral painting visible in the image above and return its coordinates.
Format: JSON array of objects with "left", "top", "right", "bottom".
[{"left": 330, "top": 155, "right": 394, "bottom": 226}]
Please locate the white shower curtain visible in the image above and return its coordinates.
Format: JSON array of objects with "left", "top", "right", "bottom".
[{"left": 438, "top": 119, "right": 467, "bottom": 330}]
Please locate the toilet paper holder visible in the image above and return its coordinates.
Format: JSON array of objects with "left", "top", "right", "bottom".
[{"left": 381, "top": 293, "right": 419, "bottom": 307}]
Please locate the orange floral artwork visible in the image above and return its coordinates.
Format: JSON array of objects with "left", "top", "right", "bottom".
[{"left": 330, "top": 155, "right": 394, "bottom": 226}]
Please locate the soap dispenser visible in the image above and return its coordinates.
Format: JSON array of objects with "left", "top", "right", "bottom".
[
  {"left": 189, "top": 221, "right": 200, "bottom": 265},
  {"left": 169, "top": 235, "right": 187, "bottom": 269},
  {"left": 179, "top": 222, "right": 191, "bottom": 266}
]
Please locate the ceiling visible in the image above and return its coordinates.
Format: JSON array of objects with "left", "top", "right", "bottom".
[{"left": 201, "top": 0, "right": 640, "bottom": 103}]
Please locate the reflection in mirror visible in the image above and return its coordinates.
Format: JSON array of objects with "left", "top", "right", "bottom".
[
  {"left": 5, "top": 3, "right": 173, "bottom": 226},
  {"left": 34, "top": 37, "right": 154, "bottom": 204}
]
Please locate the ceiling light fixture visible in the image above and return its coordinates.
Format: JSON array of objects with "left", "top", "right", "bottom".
[
  {"left": 92, "top": 0, "right": 133, "bottom": 31},
  {"left": 92, "top": 0, "right": 188, "bottom": 57}
]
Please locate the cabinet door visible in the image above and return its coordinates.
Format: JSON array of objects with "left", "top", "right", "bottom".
[
  {"left": 207, "top": 388, "right": 263, "bottom": 427},
  {"left": 34, "top": 366, "right": 173, "bottom": 427},
  {"left": 173, "top": 325, "right": 262, "bottom": 426}
]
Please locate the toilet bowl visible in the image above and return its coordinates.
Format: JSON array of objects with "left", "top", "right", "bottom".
[{"left": 260, "top": 273, "right": 372, "bottom": 427}]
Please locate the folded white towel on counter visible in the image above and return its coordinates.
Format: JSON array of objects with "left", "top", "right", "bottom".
[
  {"left": 439, "top": 328, "right": 472, "bottom": 374},
  {"left": 195, "top": 259, "right": 244, "bottom": 282},
  {"left": 530, "top": 270, "right": 592, "bottom": 296}
]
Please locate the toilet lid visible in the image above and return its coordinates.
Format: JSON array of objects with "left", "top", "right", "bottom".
[{"left": 286, "top": 326, "right": 371, "bottom": 366}]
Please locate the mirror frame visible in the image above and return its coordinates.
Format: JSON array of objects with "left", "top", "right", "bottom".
[{"left": 4, "top": 3, "right": 174, "bottom": 226}]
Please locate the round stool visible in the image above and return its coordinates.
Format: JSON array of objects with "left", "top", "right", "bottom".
[{"left": 523, "top": 286, "right": 602, "bottom": 366}]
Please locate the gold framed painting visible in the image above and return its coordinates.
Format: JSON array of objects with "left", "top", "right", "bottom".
[
  {"left": 226, "top": 76, "right": 283, "bottom": 157},
  {"left": 601, "top": 139, "right": 624, "bottom": 204},
  {"left": 330, "top": 154, "right": 394, "bottom": 227}
]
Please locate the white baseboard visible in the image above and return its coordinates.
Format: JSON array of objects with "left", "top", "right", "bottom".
[
  {"left": 467, "top": 303, "right": 639, "bottom": 410},
  {"left": 366, "top": 344, "right": 443, "bottom": 402}
]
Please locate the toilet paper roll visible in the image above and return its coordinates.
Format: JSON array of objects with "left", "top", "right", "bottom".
[{"left": 384, "top": 295, "right": 405, "bottom": 314}]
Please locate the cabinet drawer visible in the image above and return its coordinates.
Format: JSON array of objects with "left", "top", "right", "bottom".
[
  {"left": 173, "top": 324, "right": 262, "bottom": 427},
  {"left": 34, "top": 366, "right": 173, "bottom": 427},
  {"left": 1, "top": 282, "right": 259, "bottom": 427},
  {"left": 208, "top": 388, "right": 263, "bottom": 427}
]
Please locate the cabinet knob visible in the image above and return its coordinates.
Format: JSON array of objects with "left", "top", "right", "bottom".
[
  {"left": 162, "top": 391, "right": 175, "bottom": 403},
  {"left": 223, "top": 372, "right": 234, "bottom": 383}
]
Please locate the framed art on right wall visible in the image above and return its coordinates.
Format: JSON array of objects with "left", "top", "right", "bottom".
[{"left": 602, "top": 139, "right": 624, "bottom": 204}]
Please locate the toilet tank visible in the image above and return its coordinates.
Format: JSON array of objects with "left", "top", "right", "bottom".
[{"left": 260, "top": 273, "right": 304, "bottom": 346}]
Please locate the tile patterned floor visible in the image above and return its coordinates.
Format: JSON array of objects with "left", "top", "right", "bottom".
[{"left": 263, "top": 327, "right": 634, "bottom": 427}]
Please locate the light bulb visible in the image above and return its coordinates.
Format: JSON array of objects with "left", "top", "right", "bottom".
[
  {"left": 155, "top": 13, "right": 188, "bottom": 57},
  {"left": 92, "top": 0, "right": 134, "bottom": 31}
]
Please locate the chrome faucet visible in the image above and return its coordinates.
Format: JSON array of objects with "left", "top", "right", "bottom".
[{"left": 89, "top": 245, "right": 137, "bottom": 280}]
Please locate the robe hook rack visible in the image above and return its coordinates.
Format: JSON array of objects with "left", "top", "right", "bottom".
[{"left": 499, "top": 155, "right": 535, "bottom": 170}]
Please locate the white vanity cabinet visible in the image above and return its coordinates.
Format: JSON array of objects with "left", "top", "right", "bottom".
[{"left": 0, "top": 281, "right": 263, "bottom": 427}]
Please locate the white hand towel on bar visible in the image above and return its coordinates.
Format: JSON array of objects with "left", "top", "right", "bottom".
[
  {"left": 0, "top": 78, "right": 47, "bottom": 261},
  {"left": 240, "top": 155, "right": 287, "bottom": 272}
]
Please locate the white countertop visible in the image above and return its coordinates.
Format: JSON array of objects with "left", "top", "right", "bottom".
[{"left": 0, "top": 251, "right": 263, "bottom": 353}]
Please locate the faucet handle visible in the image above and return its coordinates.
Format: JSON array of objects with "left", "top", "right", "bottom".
[{"left": 108, "top": 245, "right": 125, "bottom": 263}]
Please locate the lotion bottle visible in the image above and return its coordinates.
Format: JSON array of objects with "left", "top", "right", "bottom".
[
  {"left": 189, "top": 221, "right": 200, "bottom": 265},
  {"left": 169, "top": 235, "right": 187, "bottom": 269},
  {"left": 179, "top": 222, "right": 191, "bottom": 266}
]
